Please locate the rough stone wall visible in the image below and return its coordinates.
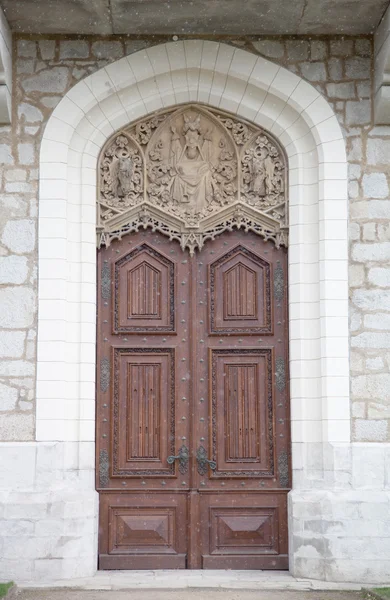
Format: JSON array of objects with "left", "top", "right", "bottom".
[{"left": 0, "top": 35, "right": 388, "bottom": 442}]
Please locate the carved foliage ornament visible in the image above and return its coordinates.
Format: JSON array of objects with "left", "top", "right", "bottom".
[{"left": 98, "top": 105, "right": 288, "bottom": 254}]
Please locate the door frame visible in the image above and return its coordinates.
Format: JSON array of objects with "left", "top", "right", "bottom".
[{"left": 36, "top": 41, "right": 350, "bottom": 579}]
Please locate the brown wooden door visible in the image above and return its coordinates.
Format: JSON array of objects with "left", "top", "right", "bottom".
[{"left": 97, "top": 229, "right": 290, "bottom": 570}]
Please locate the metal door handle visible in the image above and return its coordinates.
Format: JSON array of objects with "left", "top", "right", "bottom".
[
  {"left": 196, "top": 445, "right": 216, "bottom": 475},
  {"left": 167, "top": 445, "right": 189, "bottom": 474}
]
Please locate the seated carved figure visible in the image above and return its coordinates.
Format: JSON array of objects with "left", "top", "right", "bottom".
[{"left": 169, "top": 115, "right": 216, "bottom": 213}]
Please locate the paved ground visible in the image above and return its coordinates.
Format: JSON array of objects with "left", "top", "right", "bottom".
[
  {"left": 17, "top": 591, "right": 365, "bottom": 600},
  {"left": 17, "top": 570, "right": 368, "bottom": 592}
]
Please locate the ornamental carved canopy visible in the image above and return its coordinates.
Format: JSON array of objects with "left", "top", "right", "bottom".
[{"left": 97, "top": 104, "right": 288, "bottom": 254}]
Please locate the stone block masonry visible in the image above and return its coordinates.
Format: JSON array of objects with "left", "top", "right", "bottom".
[
  {"left": 0, "top": 441, "right": 98, "bottom": 582},
  {"left": 252, "top": 37, "right": 390, "bottom": 443},
  {"left": 0, "top": 34, "right": 387, "bottom": 443},
  {"left": 0, "top": 34, "right": 390, "bottom": 584}
]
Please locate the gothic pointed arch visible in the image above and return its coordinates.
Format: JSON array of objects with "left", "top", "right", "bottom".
[{"left": 36, "top": 40, "right": 350, "bottom": 581}]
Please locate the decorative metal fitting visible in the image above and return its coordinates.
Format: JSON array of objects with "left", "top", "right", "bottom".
[
  {"left": 167, "top": 445, "right": 189, "bottom": 475},
  {"left": 196, "top": 445, "right": 216, "bottom": 475}
]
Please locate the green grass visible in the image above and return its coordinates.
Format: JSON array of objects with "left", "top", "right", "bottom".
[
  {"left": 372, "top": 590, "right": 390, "bottom": 599},
  {"left": 0, "top": 583, "right": 13, "bottom": 598}
]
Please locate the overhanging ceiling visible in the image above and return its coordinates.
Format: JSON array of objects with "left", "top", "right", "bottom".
[{"left": 0, "top": 0, "right": 389, "bottom": 35}]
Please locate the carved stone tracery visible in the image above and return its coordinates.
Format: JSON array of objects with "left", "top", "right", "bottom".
[{"left": 98, "top": 105, "right": 288, "bottom": 254}]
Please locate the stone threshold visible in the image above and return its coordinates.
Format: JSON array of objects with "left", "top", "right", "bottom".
[{"left": 18, "top": 570, "right": 366, "bottom": 590}]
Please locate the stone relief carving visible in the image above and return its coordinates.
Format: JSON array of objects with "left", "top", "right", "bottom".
[
  {"left": 217, "top": 116, "right": 252, "bottom": 146},
  {"left": 100, "top": 134, "right": 143, "bottom": 221},
  {"left": 146, "top": 110, "right": 237, "bottom": 224},
  {"left": 98, "top": 105, "right": 288, "bottom": 254},
  {"left": 242, "top": 134, "right": 286, "bottom": 226}
]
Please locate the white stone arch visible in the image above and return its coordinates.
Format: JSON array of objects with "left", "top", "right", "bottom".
[{"left": 37, "top": 40, "right": 349, "bottom": 578}]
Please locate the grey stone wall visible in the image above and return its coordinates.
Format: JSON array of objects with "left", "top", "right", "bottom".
[
  {"left": 0, "top": 35, "right": 389, "bottom": 442},
  {"left": 247, "top": 38, "right": 390, "bottom": 442}
]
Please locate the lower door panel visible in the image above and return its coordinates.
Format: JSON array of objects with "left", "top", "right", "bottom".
[
  {"left": 199, "top": 492, "right": 288, "bottom": 570},
  {"left": 99, "top": 492, "right": 187, "bottom": 569}
]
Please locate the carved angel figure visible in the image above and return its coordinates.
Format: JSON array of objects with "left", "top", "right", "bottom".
[
  {"left": 250, "top": 147, "right": 275, "bottom": 197},
  {"left": 110, "top": 156, "right": 134, "bottom": 198},
  {"left": 170, "top": 125, "right": 182, "bottom": 166},
  {"left": 250, "top": 150, "right": 267, "bottom": 196},
  {"left": 264, "top": 153, "right": 275, "bottom": 195}
]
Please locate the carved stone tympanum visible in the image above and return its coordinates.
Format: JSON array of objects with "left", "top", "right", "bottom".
[{"left": 98, "top": 105, "right": 288, "bottom": 254}]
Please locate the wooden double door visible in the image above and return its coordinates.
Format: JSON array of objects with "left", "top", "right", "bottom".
[{"left": 97, "top": 229, "right": 290, "bottom": 570}]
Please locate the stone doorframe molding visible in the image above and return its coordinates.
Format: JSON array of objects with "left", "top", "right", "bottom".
[{"left": 37, "top": 40, "right": 349, "bottom": 578}]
